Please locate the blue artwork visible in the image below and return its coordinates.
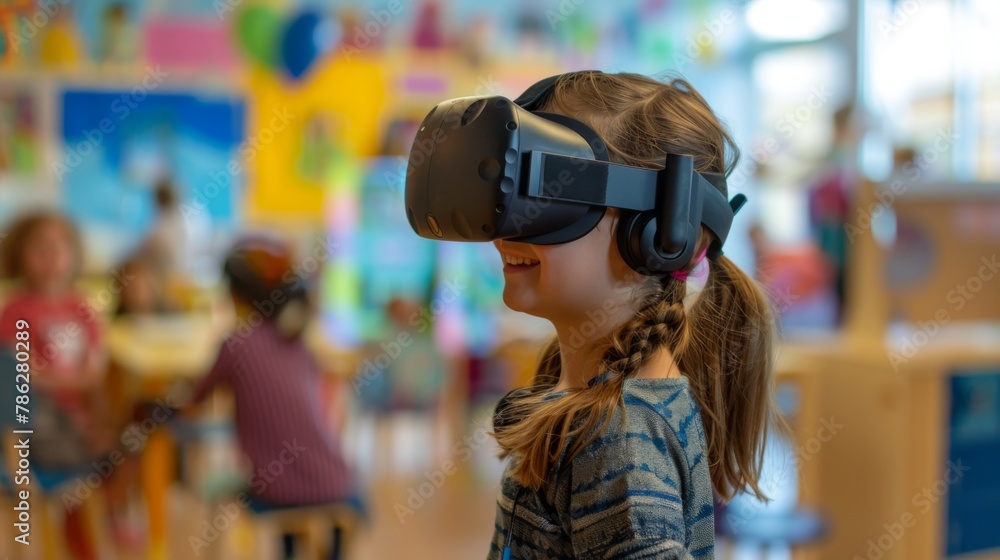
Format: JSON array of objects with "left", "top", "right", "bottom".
[{"left": 59, "top": 89, "right": 245, "bottom": 243}]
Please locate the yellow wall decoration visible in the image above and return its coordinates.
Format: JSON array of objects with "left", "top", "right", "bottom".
[{"left": 246, "top": 52, "right": 387, "bottom": 222}]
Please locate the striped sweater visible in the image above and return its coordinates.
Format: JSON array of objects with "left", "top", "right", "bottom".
[
  {"left": 190, "top": 322, "right": 355, "bottom": 505},
  {"left": 488, "top": 378, "right": 715, "bottom": 559}
]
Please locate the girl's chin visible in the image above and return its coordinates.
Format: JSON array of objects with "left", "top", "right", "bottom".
[{"left": 501, "top": 290, "right": 543, "bottom": 316}]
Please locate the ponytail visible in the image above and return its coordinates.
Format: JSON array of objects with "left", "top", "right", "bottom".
[{"left": 682, "top": 253, "right": 777, "bottom": 500}]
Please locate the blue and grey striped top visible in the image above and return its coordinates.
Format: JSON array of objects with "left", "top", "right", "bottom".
[{"left": 488, "top": 377, "right": 715, "bottom": 559}]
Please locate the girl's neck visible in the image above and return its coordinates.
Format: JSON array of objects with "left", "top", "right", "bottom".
[
  {"left": 553, "top": 333, "right": 604, "bottom": 391},
  {"left": 552, "top": 320, "right": 684, "bottom": 392},
  {"left": 551, "top": 306, "right": 631, "bottom": 391}
]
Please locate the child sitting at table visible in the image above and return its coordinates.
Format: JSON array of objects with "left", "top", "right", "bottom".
[
  {"left": 0, "top": 210, "right": 142, "bottom": 556},
  {"left": 185, "top": 235, "right": 359, "bottom": 558},
  {"left": 113, "top": 253, "right": 179, "bottom": 316}
]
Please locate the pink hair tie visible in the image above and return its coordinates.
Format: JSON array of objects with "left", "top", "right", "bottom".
[{"left": 669, "top": 248, "right": 708, "bottom": 282}]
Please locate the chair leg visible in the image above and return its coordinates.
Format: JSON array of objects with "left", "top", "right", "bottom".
[
  {"left": 203, "top": 501, "right": 228, "bottom": 560},
  {"left": 301, "top": 518, "right": 324, "bottom": 560},
  {"left": 320, "top": 518, "right": 359, "bottom": 560},
  {"left": 80, "top": 490, "right": 117, "bottom": 560},
  {"left": 254, "top": 511, "right": 359, "bottom": 560},
  {"left": 41, "top": 497, "right": 72, "bottom": 560},
  {"left": 330, "top": 526, "right": 342, "bottom": 560},
  {"left": 259, "top": 518, "right": 298, "bottom": 560}
]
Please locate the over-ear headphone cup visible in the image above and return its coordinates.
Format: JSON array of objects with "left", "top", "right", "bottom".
[
  {"left": 616, "top": 212, "right": 687, "bottom": 275},
  {"left": 617, "top": 212, "right": 652, "bottom": 274}
]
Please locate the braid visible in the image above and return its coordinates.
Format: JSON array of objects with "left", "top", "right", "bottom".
[
  {"left": 600, "top": 278, "right": 691, "bottom": 381},
  {"left": 553, "top": 277, "right": 695, "bottom": 468}
]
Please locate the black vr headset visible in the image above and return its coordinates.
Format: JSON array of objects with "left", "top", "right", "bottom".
[{"left": 404, "top": 72, "right": 747, "bottom": 275}]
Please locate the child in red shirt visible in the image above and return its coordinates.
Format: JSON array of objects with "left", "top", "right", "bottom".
[{"left": 0, "top": 211, "right": 136, "bottom": 556}]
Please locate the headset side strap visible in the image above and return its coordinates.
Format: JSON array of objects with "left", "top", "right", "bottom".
[
  {"left": 526, "top": 152, "right": 657, "bottom": 210},
  {"left": 526, "top": 151, "right": 740, "bottom": 248}
]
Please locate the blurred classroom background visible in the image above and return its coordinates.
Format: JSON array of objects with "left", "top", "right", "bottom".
[{"left": 0, "top": 0, "right": 998, "bottom": 559}]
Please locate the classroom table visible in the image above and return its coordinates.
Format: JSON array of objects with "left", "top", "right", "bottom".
[{"left": 106, "top": 314, "right": 221, "bottom": 560}]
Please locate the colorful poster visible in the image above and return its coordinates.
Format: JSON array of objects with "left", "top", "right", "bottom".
[{"left": 59, "top": 88, "right": 245, "bottom": 237}]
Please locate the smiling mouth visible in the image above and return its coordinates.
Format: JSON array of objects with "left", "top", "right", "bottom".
[{"left": 500, "top": 253, "right": 540, "bottom": 271}]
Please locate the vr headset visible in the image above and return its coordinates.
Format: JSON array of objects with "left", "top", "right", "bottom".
[{"left": 404, "top": 72, "right": 746, "bottom": 275}]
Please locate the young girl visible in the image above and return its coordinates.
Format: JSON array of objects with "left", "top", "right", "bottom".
[
  {"left": 487, "top": 72, "right": 777, "bottom": 558},
  {"left": 185, "top": 235, "right": 358, "bottom": 557},
  {"left": 0, "top": 213, "right": 103, "bottom": 440},
  {"left": 0, "top": 211, "right": 140, "bottom": 556}
]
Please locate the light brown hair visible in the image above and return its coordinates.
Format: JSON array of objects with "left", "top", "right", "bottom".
[
  {"left": 1, "top": 210, "right": 83, "bottom": 282},
  {"left": 493, "top": 71, "right": 778, "bottom": 500}
]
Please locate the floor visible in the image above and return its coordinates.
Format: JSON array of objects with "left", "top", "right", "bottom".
[
  {"left": 168, "top": 409, "right": 504, "bottom": 560},
  {"left": 0, "top": 411, "right": 809, "bottom": 560},
  {"left": 0, "top": 408, "right": 502, "bottom": 560}
]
